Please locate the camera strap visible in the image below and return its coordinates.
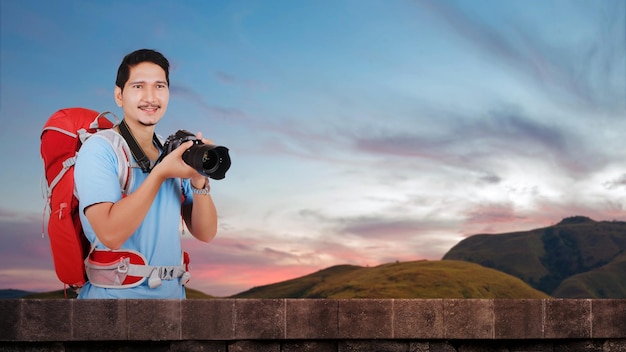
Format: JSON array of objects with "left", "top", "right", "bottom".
[{"left": 118, "top": 119, "right": 163, "bottom": 173}]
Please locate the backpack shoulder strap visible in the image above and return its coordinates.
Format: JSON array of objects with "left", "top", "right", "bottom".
[
  {"left": 91, "top": 129, "right": 135, "bottom": 195},
  {"left": 118, "top": 119, "right": 162, "bottom": 174}
]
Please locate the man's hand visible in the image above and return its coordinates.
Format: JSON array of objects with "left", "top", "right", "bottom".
[
  {"left": 189, "top": 132, "right": 214, "bottom": 187},
  {"left": 153, "top": 131, "right": 216, "bottom": 183},
  {"left": 152, "top": 140, "right": 198, "bottom": 180}
]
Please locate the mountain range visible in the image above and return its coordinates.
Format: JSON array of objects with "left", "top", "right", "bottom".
[
  {"left": 4, "top": 215, "right": 625, "bottom": 299},
  {"left": 443, "top": 215, "right": 626, "bottom": 298}
]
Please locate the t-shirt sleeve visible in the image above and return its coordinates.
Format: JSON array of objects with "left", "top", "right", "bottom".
[
  {"left": 181, "top": 178, "right": 193, "bottom": 205},
  {"left": 75, "top": 136, "right": 124, "bottom": 214}
]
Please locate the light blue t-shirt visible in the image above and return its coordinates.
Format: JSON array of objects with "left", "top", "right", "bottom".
[{"left": 74, "top": 132, "right": 193, "bottom": 299}]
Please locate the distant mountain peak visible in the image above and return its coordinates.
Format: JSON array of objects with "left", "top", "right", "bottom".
[
  {"left": 557, "top": 216, "right": 594, "bottom": 225},
  {"left": 443, "top": 215, "right": 626, "bottom": 298}
]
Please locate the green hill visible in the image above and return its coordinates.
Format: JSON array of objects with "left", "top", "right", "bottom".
[
  {"left": 232, "top": 260, "right": 550, "bottom": 299},
  {"left": 443, "top": 216, "right": 626, "bottom": 298}
]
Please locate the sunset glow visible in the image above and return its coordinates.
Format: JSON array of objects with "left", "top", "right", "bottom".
[{"left": 1, "top": 0, "right": 624, "bottom": 297}]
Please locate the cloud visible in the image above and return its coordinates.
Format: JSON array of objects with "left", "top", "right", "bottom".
[
  {"left": 347, "top": 102, "right": 607, "bottom": 180},
  {"left": 417, "top": 0, "right": 626, "bottom": 112},
  {"left": 0, "top": 269, "right": 60, "bottom": 292},
  {"left": 478, "top": 173, "right": 502, "bottom": 185},
  {"left": 215, "top": 71, "right": 267, "bottom": 92},
  {"left": 335, "top": 216, "right": 440, "bottom": 241},
  {"left": 0, "top": 214, "right": 332, "bottom": 296},
  {"left": 0, "top": 219, "right": 60, "bottom": 291},
  {"left": 170, "top": 85, "right": 249, "bottom": 121},
  {"left": 0, "top": 223, "right": 51, "bottom": 264},
  {"left": 181, "top": 234, "right": 339, "bottom": 296},
  {"left": 604, "top": 174, "right": 626, "bottom": 190},
  {"left": 297, "top": 208, "right": 460, "bottom": 252},
  {"left": 0, "top": 208, "right": 41, "bottom": 223},
  {"left": 462, "top": 201, "right": 522, "bottom": 228}
]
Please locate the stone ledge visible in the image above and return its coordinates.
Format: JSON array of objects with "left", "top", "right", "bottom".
[{"left": 1, "top": 299, "right": 625, "bottom": 342}]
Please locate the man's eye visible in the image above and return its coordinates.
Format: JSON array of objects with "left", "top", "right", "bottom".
[
  {"left": 157, "top": 84, "right": 166, "bottom": 89},
  {"left": 132, "top": 84, "right": 142, "bottom": 89}
]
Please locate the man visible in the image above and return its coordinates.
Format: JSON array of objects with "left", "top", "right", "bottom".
[{"left": 74, "top": 49, "right": 217, "bottom": 298}]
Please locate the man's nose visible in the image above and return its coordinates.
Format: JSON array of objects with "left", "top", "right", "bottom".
[{"left": 143, "top": 86, "right": 157, "bottom": 102}]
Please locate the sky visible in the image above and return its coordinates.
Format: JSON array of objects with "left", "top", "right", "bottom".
[{"left": 0, "top": 0, "right": 625, "bottom": 297}]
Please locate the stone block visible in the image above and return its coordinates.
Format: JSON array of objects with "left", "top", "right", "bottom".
[
  {"left": 234, "top": 299, "right": 285, "bottom": 339},
  {"left": 339, "top": 340, "right": 409, "bottom": 352},
  {"left": 170, "top": 340, "right": 227, "bottom": 352},
  {"left": 408, "top": 342, "right": 430, "bottom": 352},
  {"left": 337, "top": 299, "right": 393, "bottom": 339},
  {"left": 444, "top": 299, "right": 494, "bottom": 339},
  {"left": 228, "top": 340, "right": 280, "bottom": 352},
  {"left": 0, "top": 299, "right": 20, "bottom": 341},
  {"left": 73, "top": 299, "right": 127, "bottom": 340},
  {"left": 127, "top": 299, "right": 181, "bottom": 341},
  {"left": 18, "top": 299, "right": 72, "bottom": 341},
  {"left": 455, "top": 340, "right": 510, "bottom": 351},
  {"left": 285, "top": 299, "right": 338, "bottom": 339},
  {"left": 494, "top": 299, "right": 544, "bottom": 339},
  {"left": 590, "top": 299, "right": 626, "bottom": 338},
  {"left": 73, "top": 341, "right": 171, "bottom": 351},
  {"left": 393, "top": 299, "right": 444, "bottom": 339},
  {"left": 181, "top": 299, "right": 234, "bottom": 340},
  {"left": 282, "top": 341, "right": 337, "bottom": 352},
  {"left": 552, "top": 340, "right": 604, "bottom": 351},
  {"left": 601, "top": 340, "right": 626, "bottom": 351},
  {"left": 544, "top": 299, "right": 591, "bottom": 339},
  {"left": 4, "top": 297, "right": 626, "bottom": 348},
  {"left": 0, "top": 341, "right": 66, "bottom": 351},
  {"left": 509, "top": 342, "right": 556, "bottom": 351},
  {"left": 428, "top": 341, "right": 457, "bottom": 352}
]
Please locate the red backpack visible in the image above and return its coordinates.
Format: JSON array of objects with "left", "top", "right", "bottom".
[
  {"left": 41, "top": 108, "right": 191, "bottom": 292},
  {"left": 40, "top": 108, "right": 132, "bottom": 288}
]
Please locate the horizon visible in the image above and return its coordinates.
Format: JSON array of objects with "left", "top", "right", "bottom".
[
  {"left": 1, "top": 0, "right": 625, "bottom": 297},
  {"left": 0, "top": 214, "right": 607, "bottom": 297},
  {"left": 0, "top": 214, "right": 611, "bottom": 297}
]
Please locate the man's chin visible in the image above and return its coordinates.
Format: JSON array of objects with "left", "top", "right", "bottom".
[{"left": 138, "top": 113, "right": 162, "bottom": 127}]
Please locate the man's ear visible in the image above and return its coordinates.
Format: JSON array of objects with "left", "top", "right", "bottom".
[{"left": 114, "top": 86, "right": 123, "bottom": 107}]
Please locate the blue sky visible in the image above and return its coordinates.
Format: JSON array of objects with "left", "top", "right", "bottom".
[{"left": 0, "top": 0, "right": 624, "bottom": 296}]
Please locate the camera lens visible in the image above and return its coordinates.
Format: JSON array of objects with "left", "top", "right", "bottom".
[
  {"left": 183, "top": 144, "right": 231, "bottom": 180},
  {"left": 201, "top": 149, "right": 219, "bottom": 173}
]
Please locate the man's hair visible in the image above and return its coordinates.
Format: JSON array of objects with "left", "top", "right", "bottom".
[{"left": 115, "top": 49, "right": 170, "bottom": 90}]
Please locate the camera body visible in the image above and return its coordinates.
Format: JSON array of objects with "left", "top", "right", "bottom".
[{"left": 161, "top": 130, "right": 231, "bottom": 180}]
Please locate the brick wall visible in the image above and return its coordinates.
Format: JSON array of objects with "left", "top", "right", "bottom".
[{"left": 2, "top": 299, "right": 626, "bottom": 351}]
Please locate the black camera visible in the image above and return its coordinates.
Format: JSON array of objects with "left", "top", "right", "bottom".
[{"left": 160, "top": 130, "right": 231, "bottom": 180}]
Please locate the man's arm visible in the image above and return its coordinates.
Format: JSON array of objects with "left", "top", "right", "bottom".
[
  {"left": 82, "top": 140, "right": 200, "bottom": 249},
  {"left": 181, "top": 177, "right": 218, "bottom": 242},
  {"left": 83, "top": 171, "right": 166, "bottom": 249}
]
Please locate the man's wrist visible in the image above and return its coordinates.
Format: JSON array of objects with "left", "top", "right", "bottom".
[{"left": 191, "top": 177, "right": 210, "bottom": 195}]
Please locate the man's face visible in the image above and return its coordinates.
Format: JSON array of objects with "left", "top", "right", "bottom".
[{"left": 115, "top": 61, "right": 169, "bottom": 127}]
